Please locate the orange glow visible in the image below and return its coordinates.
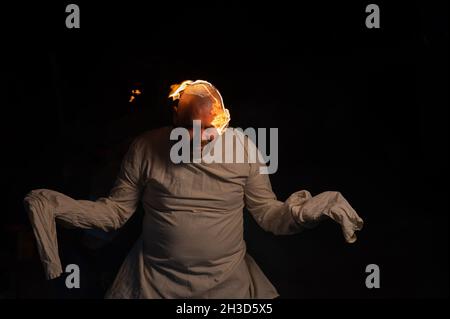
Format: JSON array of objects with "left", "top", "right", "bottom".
[
  {"left": 129, "top": 89, "right": 142, "bottom": 103},
  {"left": 169, "top": 80, "right": 193, "bottom": 101}
]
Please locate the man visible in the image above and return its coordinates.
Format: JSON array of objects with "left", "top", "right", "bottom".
[{"left": 24, "top": 80, "right": 363, "bottom": 298}]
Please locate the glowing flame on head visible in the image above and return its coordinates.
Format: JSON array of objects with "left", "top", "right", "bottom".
[
  {"left": 169, "top": 80, "right": 194, "bottom": 101},
  {"left": 169, "top": 80, "right": 231, "bottom": 135}
]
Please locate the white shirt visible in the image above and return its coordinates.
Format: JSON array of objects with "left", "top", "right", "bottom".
[{"left": 24, "top": 126, "right": 361, "bottom": 298}]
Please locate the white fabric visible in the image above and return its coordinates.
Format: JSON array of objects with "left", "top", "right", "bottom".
[{"left": 24, "top": 126, "right": 363, "bottom": 298}]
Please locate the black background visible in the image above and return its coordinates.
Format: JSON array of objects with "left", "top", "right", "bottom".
[{"left": 0, "top": 1, "right": 448, "bottom": 299}]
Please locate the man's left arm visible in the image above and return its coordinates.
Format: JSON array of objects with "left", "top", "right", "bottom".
[{"left": 244, "top": 162, "right": 364, "bottom": 243}]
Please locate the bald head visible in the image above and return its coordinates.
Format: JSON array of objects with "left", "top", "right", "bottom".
[
  {"left": 172, "top": 91, "right": 220, "bottom": 147},
  {"left": 174, "top": 92, "right": 216, "bottom": 128},
  {"left": 169, "top": 80, "right": 230, "bottom": 146}
]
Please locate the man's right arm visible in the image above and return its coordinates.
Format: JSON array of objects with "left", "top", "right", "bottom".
[{"left": 23, "top": 136, "right": 146, "bottom": 279}]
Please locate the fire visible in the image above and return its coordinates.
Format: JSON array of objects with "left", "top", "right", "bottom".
[
  {"left": 169, "top": 80, "right": 194, "bottom": 101},
  {"left": 129, "top": 89, "right": 142, "bottom": 103},
  {"left": 168, "top": 80, "right": 231, "bottom": 135}
]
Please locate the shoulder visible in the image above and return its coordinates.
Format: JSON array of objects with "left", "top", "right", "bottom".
[
  {"left": 128, "top": 126, "right": 172, "bottom": 155},
  {"left": 133, "top": 126, "right": 172, "bottom": 145}
]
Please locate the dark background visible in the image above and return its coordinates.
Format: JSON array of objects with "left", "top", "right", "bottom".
[{"left": 0, "top": 1, "right": 448, "bottom": 298}]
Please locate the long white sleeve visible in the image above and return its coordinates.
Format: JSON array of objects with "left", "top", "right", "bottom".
[
  {"left": 24, "top": 137, "right": 145, "bottom": 279},
  {"left": 244, "top": 161, "right": 307, "bottom": 235},
  {"left": 287, "top": 190, "right": 364, "bottom": 243},
  {"left": 244, "top": 157, "right": 363, "bottom": 241}
]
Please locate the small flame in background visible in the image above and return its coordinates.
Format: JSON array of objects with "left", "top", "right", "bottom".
[
  {"left": 129, "top": 89, "right": 142, "bottom": 103},
  {"left": 168, "top": 80, "right": 231, "bottom": 135}
]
